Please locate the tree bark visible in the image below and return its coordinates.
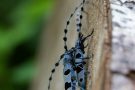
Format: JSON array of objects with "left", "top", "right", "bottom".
[
  {"left": 84, "top": 0, "right": 112, "bottom": 90},
  {"left": 110, "top": 0, "right": 135, "bottom": 90}
]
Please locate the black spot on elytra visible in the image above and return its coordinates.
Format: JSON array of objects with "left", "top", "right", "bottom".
[
  {"left": 80, "top": 78, "right": 83, "bottom": 82},
  {"left": 65, "top": 82, "right": 71, "bottom": 90},
  {"left": 64, "top": 69, "right": 70, "bottom": 75},
  {"left": 76, "top": 64, "right": 83, "bottom": 73},
  {"left": 76, "top": 53, "right": 81, "bottom": 58}
]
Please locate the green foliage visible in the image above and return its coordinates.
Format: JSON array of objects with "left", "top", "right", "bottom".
[{"left": 0, "top": 0, "right": 54, "bottom": 90}]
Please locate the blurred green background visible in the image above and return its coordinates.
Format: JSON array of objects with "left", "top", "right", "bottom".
[{"left": 0, "top": 0, "right": 54, "bottom": 90}]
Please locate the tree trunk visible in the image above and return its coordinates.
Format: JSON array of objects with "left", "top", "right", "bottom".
[{"left": 83, "top": 0, "right": 112, "bottom": 90}]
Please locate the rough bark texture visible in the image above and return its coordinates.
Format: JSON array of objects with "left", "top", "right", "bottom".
[
  {"left": 84, "top": 0, "right": 112, "bottom": 90},
  {"left": 110, "top": 0, "right": 135, "bottom": 90}
]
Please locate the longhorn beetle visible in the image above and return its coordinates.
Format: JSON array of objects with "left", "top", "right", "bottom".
[
  {"left": 48, "top": 0, "right": 94, "bottom": 90},
  {"left": 48, "top": 30, "right": 94, "bottom": 90}
]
